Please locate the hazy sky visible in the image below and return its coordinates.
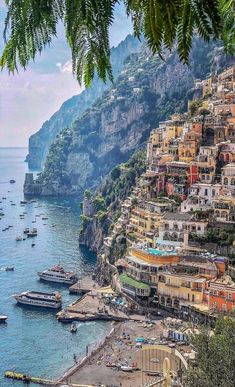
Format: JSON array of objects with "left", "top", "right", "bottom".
[{"left": 0, "top": 3, "right": 132, "bottom": 147}]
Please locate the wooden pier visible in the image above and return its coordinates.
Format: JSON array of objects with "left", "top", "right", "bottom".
[{"left": 4, "top": 371, "right": 55, "bottom": 385}]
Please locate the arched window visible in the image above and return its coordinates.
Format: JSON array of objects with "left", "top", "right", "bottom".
[
  {"left": 163, "top": 232, "right": 170, "bottom": 241},
  {"left": 221, "top": 211, "right": 228, "bottom": 219},
  {"left": 171, "top": 232, "right": 178, "bottom": 241},
  {"left": 231, "top": 178, "right": 235, "bottom": 186},
  {"left": 223, "top": 177, "right": 228, "bottom": 185}
]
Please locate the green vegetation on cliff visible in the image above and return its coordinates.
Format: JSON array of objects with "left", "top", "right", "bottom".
[
  {"left": 27, "top": 35, "right": 141, "bottom": 169},
  {"left": 36, "top": 38, "right": 234, "bottom": 197}
]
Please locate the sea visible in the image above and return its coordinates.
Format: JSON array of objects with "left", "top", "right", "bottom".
[{"left": 0, "top": 148, "right": 109, "bottom": 386}]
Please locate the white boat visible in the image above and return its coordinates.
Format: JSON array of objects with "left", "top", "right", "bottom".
[
  {"left": 16, "top": 236, "right": 22, "bottom": 241},
  {"left": 38, "top": 265, "right": 78, "bottom": 285},
  {"left": 70, "top": 322, "right": 77, "bottom": 333},
  {"left": 27, "top": 228, "right": 37, "bottom": 237},
  {"left": 0, "top": 315, "right": 8, "bottom": 323},
  {"left": 13, "top": 291, "right": 62, "bottom": 309}
]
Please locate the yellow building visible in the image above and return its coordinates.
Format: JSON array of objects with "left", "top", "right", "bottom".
[
  {"left": 156, "top": 259, "right": 218, "bottom": 309},
  {"left": 127, "top": 207, "right": 164, "bottom": 246},
  {"left": 163, "top": 119, "right": 184, "bottom": 146},
  {"left": 212, "top": 195, "right": 235, "bottom": 223},
  {"left": 178, "top": 131, "right": 199, "bottom": 162},
  {"left": 202, "top": 77, "right": 213, "bottom": 97}
]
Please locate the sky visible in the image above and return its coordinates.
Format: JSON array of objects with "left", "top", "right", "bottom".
[{"left": 0, "top": 3, "right": 132, "bottom": 147}]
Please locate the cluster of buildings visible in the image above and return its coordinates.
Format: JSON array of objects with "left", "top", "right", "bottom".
[{"left": 101, "top": 66, "right": 235, "bottom": 320}]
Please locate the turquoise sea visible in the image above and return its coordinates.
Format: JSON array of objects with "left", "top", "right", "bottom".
[{"left": 0, "top": 148, "right": 109, "bottom": 386}]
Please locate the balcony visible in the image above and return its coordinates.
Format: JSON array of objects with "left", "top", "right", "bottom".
[{"left": 165, "top": 283, "right": 180, "bottom": 288}]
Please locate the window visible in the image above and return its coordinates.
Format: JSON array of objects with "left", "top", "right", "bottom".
[
  {"left": 228, "top": 293, "right": 232, "bottom": 301},
  {"left": 205, "top": 189, "right": 208, "bottom": 196},
  {"left": 197, "top": 226, "right": 201, "bottom": 231}
]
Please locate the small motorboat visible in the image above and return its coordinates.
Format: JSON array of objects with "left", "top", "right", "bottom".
[
  {"left": 16, "top": 236, "right": 22, "bottom": 241},
  {"left": 0, "top": 315, "right": 8, "bottom": 323},
  {"left": 20, "top": 201, "right": 27, "bottom": 205},
  {"left": 5, "top": 267, "right": 14, "bottom": 271},
  {"left": 11, "top": 203, "right": 16, "bottom": 206},
  {"left": 9, "top": 179, "right": 16, "bottom": 184},
  {"left": 31, "top": 243, "right": 35, "bottom": 247},
  {"left": 120, "top": 365, "right": 133, "bottom": 372},
  {"left": 70, "top": 322, "right": 77, "bottom": 333},
  {"left": 27, "top": 228, "right": 37, "bottom": 237},
  {"left": 23, "top": 228, "right": 30, "bottom": 234},
  {"left": 42, "top": 217, "right": 48, "bottom": 220}
]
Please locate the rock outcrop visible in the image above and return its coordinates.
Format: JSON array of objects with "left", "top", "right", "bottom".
[{"left": 26, "top": 35, "right": 141, "bottom": 169}]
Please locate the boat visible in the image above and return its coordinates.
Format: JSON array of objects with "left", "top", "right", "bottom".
[
  {"left": 13, "top": 291, "right": 62, "bottom": 309},
  {"left": 20, "top": 201, "right": 27, "bottom": 204},
  {"left": 5, "top": 267, "right": 14, "bottom": 271},
  {"left": 38, "top": 265, "right": 78, "bottom": 285},
  {"left": 9, "top": 179, "right": 16, "bottom": 184},
  {"left": 27, "top": 228, "right": 37, "bottom": 237},
  {"left": 42, "top": 217, "right": 48, "bottom": 220},
  {"left": 120, "top": 366, "right": 134, "bottom": 372},
  {"left": 16, "top": 236, "right": 22, "bottom": 241},
  {"left": 31, "top": 243, "right": 35, "bottom": 247},
  {"left": 0, "top": 315, "right": 8, "bottom": 323},
  {"left": 70, "top": 322, "right": 77, "bottom": 333},
  {"left": 23, "top": 228, "right": 30, "bottom": 234}
]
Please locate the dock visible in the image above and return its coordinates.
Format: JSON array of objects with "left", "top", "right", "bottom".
[
  {"left": 69, "top": 276, "right": 99, "bottom": 294},
  {"left": 57, "top": 288, "right": 128, "bottom": 323},
  {"left": 4, "top": 371, "right": 55, "bottom": 385}
]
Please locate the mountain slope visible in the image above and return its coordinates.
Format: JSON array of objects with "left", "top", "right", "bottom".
[
  {"left": 27, "top": 35, "right": 141, "bottom": 169},
  {"left": 24, "top": 38, "right": 234, "bottom": 196}
]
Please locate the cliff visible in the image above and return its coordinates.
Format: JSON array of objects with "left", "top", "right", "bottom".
[
  {"left": 78, "top": 150, "right": 146, "bottom": 252},
  {"left": 24, "top": 38, "right": 234, "bottom": 196},
  {"left": 26, "top": 35, "right": 141, "bottom": 169}
]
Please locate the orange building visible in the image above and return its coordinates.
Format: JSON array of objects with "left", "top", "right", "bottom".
[
  {"left": 190, "top": 121, "right": 203, "bottom": 136},
  {"left": 209, "top": 277, "right": 235, "bottom": 314}
]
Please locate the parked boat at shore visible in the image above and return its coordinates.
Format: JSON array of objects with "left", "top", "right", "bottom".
[
  {"left": 38, "top": 265, "right": 78, "bottom": 285},
  {"left": 13, "top": 291, "right": 62, "bottom": 309}
]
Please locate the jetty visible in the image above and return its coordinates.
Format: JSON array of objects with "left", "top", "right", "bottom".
[
  {"left": 69, "top": 276, "right": 99, "bottom": 294},
  {"left": 4, "top": 371, "right": 55, "bottom": 385},
  {"left": 57, "top": 287, "right": 129, "bottom": 323}
]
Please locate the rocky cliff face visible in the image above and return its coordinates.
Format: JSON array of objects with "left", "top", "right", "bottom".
[
  {"left": 26, "top": 35, "right": 141, "bottom": 170},
  {"left": 25, "top": 38, "right": 234, "bottom": 196}
]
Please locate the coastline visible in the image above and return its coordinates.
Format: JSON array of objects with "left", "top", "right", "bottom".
[{"left": 54, "top": 321, "right": 118, "bottom": 386}]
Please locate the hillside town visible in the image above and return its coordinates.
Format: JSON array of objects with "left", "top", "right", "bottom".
[{"left": 82, "top": 65, "right": 235, "bottom": 323}]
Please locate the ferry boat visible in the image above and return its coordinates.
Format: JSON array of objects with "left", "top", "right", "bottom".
[
  {"left": 38, "top": 265, "right": 78, "bottom": 285},
  {"left": 13, "top": 291, "right": 62, "bottom": 309}
]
